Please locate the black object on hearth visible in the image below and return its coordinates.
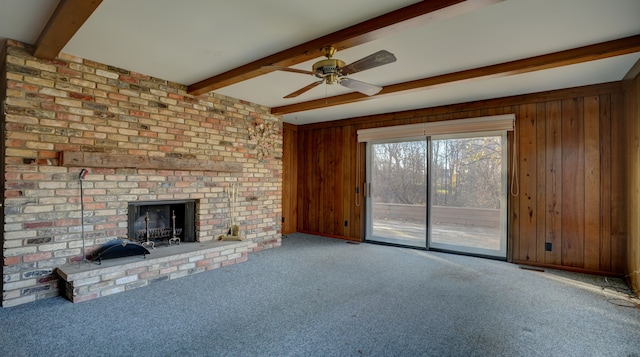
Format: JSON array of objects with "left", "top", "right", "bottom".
[{"left": 90, "top": 239, "right": 150, "bottom": 264}]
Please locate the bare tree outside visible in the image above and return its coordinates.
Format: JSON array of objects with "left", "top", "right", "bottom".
[
  {"left": 431, "top": 136, "right": 503, "bottom": 209},
  {"left": 371, "top": 141, "right": 427, "bottom": 205},
  {"left": 370, "top": 137, "right": 502, "bottom": 209}
]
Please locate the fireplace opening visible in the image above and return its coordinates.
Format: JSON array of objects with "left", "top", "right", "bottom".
[{"left": 128, "top": 200, "right": 196, "bottom": 245}]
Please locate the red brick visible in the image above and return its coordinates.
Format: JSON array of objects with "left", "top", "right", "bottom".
[
  {"left": 23, "top": 252, "right": 52, "bottom": 263},
  {"left": 37, "top": 151, "right": 58, "bottom": 159},
  {"left": 24, "top": 221, "right": 54, "bottom": 229},
  {"left": 8, "top": 81, "right": 38, "bottom": 92},
  {"left": 130, "top": 110, "right": 149, "bottom": 118},
  {"left": 39, "top": 276, "right": 58, "bottom": 284},
  {"left": 196, "top": 260, "right": 212, "bottom": 267},
  {"left": 4, "top": 256, "right": 20, "bottom": 266},
  {"left": 5, "top": 190, "right": 22, "bottom": 198},
  {"left": 6, "top": 139, "right": 25, "bottom": 148},
  {"left": 119, "top": 75, "right": 138, "bottom": 84},
  {"left": 69, "top": 92, "right": 94, "bottom": 101},
  {"left": 55, "top": 218, "right": 80, "bottom": 227},
  {"left": 58, "top": 67, "right": 82, "bottom": 78},
  {"left": 221, "top": 260, "right": 236, "bottom": 267}
]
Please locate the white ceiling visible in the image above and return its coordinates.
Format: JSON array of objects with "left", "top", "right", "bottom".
[{"left": 1, "top": 0, "right": 639, "bottom": 125}]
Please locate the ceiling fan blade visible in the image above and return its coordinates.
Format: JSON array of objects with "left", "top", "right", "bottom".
[
  {"left": 340, "top": 50, "right": 397, "bottom": 76},
  {"left": 339, "top": 78, "right": 382, "bottom": 96},
  {"left": 263, "top": 65, "right": 315, "bottom": 76},
  {"left": 283, "top": 80, "right": 324, "bottom": 98}
]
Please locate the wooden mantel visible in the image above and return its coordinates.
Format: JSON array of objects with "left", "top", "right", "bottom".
[{"left": 61, "top": 151, "right": 243, "bottom": 172}]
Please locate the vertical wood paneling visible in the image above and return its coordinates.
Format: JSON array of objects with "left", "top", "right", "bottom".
[
  {"left": 625, "top": 73, "right": 640, "bottom": 293},
  {"left": 610, "top": 92, "right": 626, "bottom": 274},
  {"left": 561, "top": 98, "right": 585, "bottom": 267},
  {"left": 327, "top": 127, "right": 343, "bottom": 235},
  {"left": 341, "top": 126, "right": 353, "bottom": 237},
  {"left": 584, "top": 96, "right": 601, "bottom": 270},
  {"left": 535, "top": 102, "right": 548, "bottom": 262},
  {"left": 312, "top": 128, "right": 323, "bottom": 232},
  {"left": 545, "top": 101, "right": 563, "bottom": 265},
  {"left": 600, "top": 94, "right": 612, "bottom": 271},
  {"left": 289, "top": 83, "right": 627, "bottom": 275},
  {"left": 323, "top": 128, "right": 335, "bottom": 234},
  {"left": 518, "top": 103, "right": 537, "bottom": 262}
]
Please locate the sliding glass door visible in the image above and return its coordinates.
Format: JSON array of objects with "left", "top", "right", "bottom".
[
  {"left": 365, "top": 131, "right": 508, "bottom": 259},
  {"left": 365, "top": 139, "right": 427, "bottom": 248},
  {"left": 429, "top": 132, "right": 507, "bottom": 258}
]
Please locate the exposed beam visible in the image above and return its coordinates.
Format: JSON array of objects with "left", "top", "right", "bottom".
[
  {"left": 271, "top": 34, "right": 640, "bottom": 115},
  {"left": 187, "top": 0, "right": 504, "bottom": 96},
  {"left": 33, "top": 0, "right": 102, "bottom": 60}
]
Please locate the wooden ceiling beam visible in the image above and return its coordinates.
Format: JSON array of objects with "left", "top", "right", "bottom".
[
  {"left": 271, "top": 34, "right": 640, "bottom": 115},
  {"left": 187, "top": 0, "right": 504, "bottom": 96},
  {"left": 33, "top": 0, "right": 102, "bottom": 60}
]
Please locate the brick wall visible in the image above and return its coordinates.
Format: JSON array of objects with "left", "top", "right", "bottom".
[{"left": 1, "top": 39, "right": 283, "bottom": 307}]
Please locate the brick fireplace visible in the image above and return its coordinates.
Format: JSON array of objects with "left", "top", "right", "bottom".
[{"left": 1, "top": 39, "right": 283, "bottom": 307}]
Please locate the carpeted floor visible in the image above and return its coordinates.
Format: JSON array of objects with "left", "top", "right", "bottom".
[{"left": 1, "top": 233, "right": 639, "bottom": 356}]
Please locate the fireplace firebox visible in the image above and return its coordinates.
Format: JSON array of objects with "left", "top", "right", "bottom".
[{"left": 128, "top": 200, "right": 196, "bottom": 245}]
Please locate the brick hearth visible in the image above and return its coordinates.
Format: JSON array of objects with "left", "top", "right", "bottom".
[{"left": 57, "top": 239, "right": 280, "bottom": 303}]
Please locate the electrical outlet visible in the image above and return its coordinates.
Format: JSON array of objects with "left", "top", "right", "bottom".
[
  {"left": 545, "top": 242, "right": 552, "bottom": 251},
  {"left": 344, "top": 220, "right": 348, "bottom": 227},
  {"left": 281, "top": 217, "right": 285, "bottom": 223}
]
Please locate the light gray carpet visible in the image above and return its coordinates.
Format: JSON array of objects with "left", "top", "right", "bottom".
[{"left": 1, "top": 233, "right": 639, "bottom": 357}]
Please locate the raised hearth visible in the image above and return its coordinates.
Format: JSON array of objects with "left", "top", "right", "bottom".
[{"left": 58, "top": 240, "right": 254, "bottom": 303}]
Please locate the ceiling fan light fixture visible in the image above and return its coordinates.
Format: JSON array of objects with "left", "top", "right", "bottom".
[
  {"left": 312, "top": 58, "right": 346, "bottom": 79},
  {"left": 276, "top": 45, "right": 396, "bottom": 98}
]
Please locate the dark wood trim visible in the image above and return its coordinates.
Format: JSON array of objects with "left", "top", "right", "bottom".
[
  {"left": 512, "top": 260, "right": 624, "bottom": 278},
  {"left": 33, "top": 0, "right": 102, "bottom": 60},
  {"left": 187, "top": 0, "right": 503, "bottom": 95},
  {"left": 272, "top": 35, "right": 640, "bottom": 115}
]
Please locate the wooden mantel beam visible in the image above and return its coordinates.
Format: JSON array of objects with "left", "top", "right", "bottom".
[
  {"left": 33, "top": 0, "right": 102, "bottom": 60},
  {"left": 61, "top": 151, "right": 243, "bottom": 173},
  {"left": 271, "top": 34, "right": 640, "bottom": 115},
  {"left": 187, "top": 0, "right": 504, "bottom": 96}
]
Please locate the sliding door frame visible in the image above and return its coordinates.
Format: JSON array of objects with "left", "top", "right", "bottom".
[
  {"left": 427, "top": 131, "right": 509, "bottom": 259},
  {"left": 365, "top": 136, "right": 428, "bottom": 248}
]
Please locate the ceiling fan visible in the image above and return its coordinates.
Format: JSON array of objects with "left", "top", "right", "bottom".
[{"left": 268, "top": 46, "right": 397, "bottom": 99}]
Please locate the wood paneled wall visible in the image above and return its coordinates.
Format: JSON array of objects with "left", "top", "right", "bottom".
[
  {"left": 284, "top": 82, "right": 628, "bottom": 275},
  {"left": 625, "top": 72, "right": 640, "bottom": 292}
]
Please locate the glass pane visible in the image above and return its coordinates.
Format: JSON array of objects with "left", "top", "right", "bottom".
[
  {"left": 369, "top": 140, "right": 427, "bottom": 248},
  {"left": 430, "top": 135, "right": 505, "bottom": 256}
]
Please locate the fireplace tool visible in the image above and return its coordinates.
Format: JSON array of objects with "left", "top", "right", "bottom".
[
  {"left": 141, "top": 212, "right": 155, "bottom": 249},
  {"left": 169, "top": 210, "right": 181, "bottom": 245},
  {"left": 219, "top": 183, "right": 242, "bottom": 241},
  {"left": 137, "top": 211, "right": 182, "bottom": 248},
  {"left": 78, "top": 168, "right": 92, "bottom": 267}
]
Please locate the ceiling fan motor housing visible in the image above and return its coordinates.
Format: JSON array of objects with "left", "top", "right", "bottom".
[{"left": 313, "top": 58, "right": 346, "bottom": 83}]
